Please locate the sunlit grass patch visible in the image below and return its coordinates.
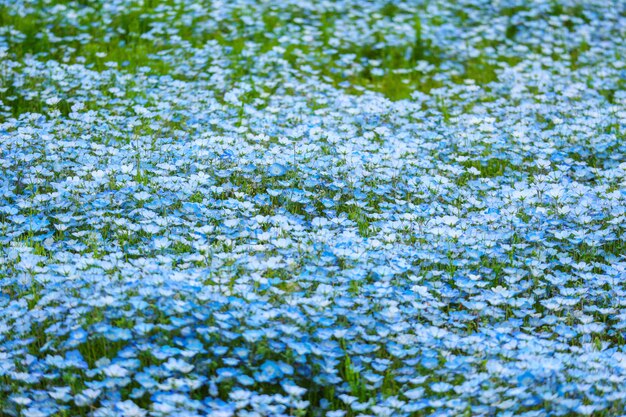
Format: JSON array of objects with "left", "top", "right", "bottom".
[{"left": 0, "top": 3, "right": 174, "bottom": 71}]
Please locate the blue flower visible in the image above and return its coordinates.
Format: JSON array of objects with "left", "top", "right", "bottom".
[{"left": 268, "top": 163, "right": 288, "bottom": 177}]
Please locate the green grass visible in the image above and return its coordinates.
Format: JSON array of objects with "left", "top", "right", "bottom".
[{"left": 0, "top": 0, "right": 508, "bottom": 106}]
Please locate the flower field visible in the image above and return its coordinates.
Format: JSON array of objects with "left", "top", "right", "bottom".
[{"left": 1, "top": 0, "right": 626, "bottom": 416}]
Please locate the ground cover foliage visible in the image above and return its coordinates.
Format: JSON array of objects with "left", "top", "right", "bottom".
[{"left": 1, "top": 0, "right": 626, "bottom": 416}]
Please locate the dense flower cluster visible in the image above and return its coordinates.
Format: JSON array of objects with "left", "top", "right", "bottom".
[{"left": 1, "top": 0, "right": 626, "bottom": 416}]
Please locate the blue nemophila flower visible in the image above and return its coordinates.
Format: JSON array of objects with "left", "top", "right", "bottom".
[
  {"left": 163, "top": 358, "right": 194, "bottom": 374},
  {"left": 2, "top": 1, "right": 626, "bottom": 416},
  {"left": 115, "top": 400, "right": 147, "bottom": 417},
  {"left": 134, "top": 191, "right": 151, "bottom": 202},
  {"left": 49, "top": 387, "right": 73, "bottom": 402},
  {"left": 255, "top": 360, "right": 284, "bottom": 382},
  {"left": 282, "top": 381, "right": 307, "bottom": 397},
  {"left": 74, "top": 389, "right": 101, "bottom": 407},
  {"left": 267, "top": 163, "right": 288, "bottom": 177}
]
